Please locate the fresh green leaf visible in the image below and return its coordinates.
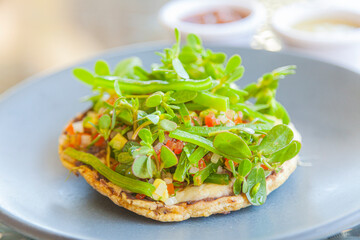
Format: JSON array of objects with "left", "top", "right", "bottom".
[
  {"left": 213, "top": 132, "right": 252, "bottom": 158},
  {"left": 145, "top": 114, "right": 160, "bottom": 124},
  {"left": 238, "top": 159, "right": 252, "bottom": 177},
  {"left": 171, "top": 90, "right": 198, "bottom": 104},
  {"left": 159, "top": 119, "right": 177, "bottom": 131},
  {"left": 169, "top": 129, "right": 244, "bottom": 162},
  {"left": 187, "top": 33, "right": 202, "bottom": 52},
  {"left": 132, "top": 155, "right": 155, "bottom": 178},
  {"left": 132, "top": 146, "right": 152, "bottom": 157},
  {"left": 173, "top": 143, "right": 197, "bottom": 182},
  {"left": 209, "top": 52, "right": 226, "bottom": 64},
  {"left": 146, "top": 92, "right": 163, "bottom": 107},
  {"left": 160, "top": 145, "right": 178, "bottom": 168},
  {"left": 233, "top": 178, "right": 243, "bottom": 195},
  {"left": 117, "top": 152, "right": 134, "bottom": 164},
  {"left": 117, "top": 109, "right": 133, "bottom": 125},
  {"left": 172, "top": 58, "right": 190, "bottom": 79},
  {"left": 99, "top": 115, "right": 111, "bottom": 130},
  {"left": 179, "top": 123, "right": 272, "bottom": 137},
  {"left": 258, "top": 124, "right": 294, "bottom": 155},
  {"left": 114, "top": 80, "right": 122, "bottom": 96},
  {"left": 204, "top": 173, "right": 230, "bottom": 185},
  {"left": 94, "top": 60, "right": 110, "bottom": 76},
  {"left": 114, "top": 57, "right": 142, "bottom": 77},
  {"left": 274, "top": 101, "right": 290, "bottom": 125},
  {"left": 227, "top": 66, "right": 245, "bottom": 83},
  {"left": 269, "top": 140, "right": 301, "bottom": 164},
  {"left": 73, "top": 68, "right": 94, "bottom": 85},
  {"left": 138, "top": 128, "right": 152, "bottom": 144},
  {"left": 225, "top": 55, "right": 241, "bottom": 75},
  {"left": 158, "top": 130, "right": 165, "bottom": 143},
  {"left": 245, "top": 167, "right": 267, "bottom": 205}
]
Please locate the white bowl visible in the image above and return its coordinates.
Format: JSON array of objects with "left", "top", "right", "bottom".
[
  {"left": 272, "top": 2, "right": 360, "bottom": 49},
  {"left": 158, "top": 0, "right": 266, "bottom": 45}
]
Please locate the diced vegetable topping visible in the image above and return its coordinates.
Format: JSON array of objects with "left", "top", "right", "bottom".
[{"left": 63, "top": 29, "right": 301, "bottom": 206}]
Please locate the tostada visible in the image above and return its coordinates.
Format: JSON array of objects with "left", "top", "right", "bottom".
[{"left": 59, "top": 30, "right": 301, "bottom": 222}]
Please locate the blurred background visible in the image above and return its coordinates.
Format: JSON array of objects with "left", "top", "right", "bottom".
[
  {"left": 0, "top": 0, "right": 360, "bottom": 239},
  {"left": 1, "top": 0, "right": 359, "bottom": 95}
]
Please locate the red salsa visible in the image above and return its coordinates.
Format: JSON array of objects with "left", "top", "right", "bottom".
[{"left": 182, "top": 8, "right": 250, "bottom": 24}]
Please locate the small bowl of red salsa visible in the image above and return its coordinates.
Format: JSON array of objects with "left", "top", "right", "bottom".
[{"left": 159, "top": 0, "right": 265, "bottom": 45}]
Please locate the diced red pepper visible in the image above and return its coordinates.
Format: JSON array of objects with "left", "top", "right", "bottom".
[
  {"left": 135, "top": 194, "right": 146, "bottom": 200},
  {"left": 205, "top": 112, "right": 217, "bottom": 127},
  {"left": 66, "top": 123, "right": 75, "bottom": 135},
  {"left": 167, "top": 183, "right": 175, "bottom": 195},
  {"left": 198, "top": 159, "right": 206, "bottom": 170},
  {"left": 260, "top": 164, "right": 269, "bottom": 170},
  {"left": 173, "top": 141, "right": 184, "bottom": 154}
]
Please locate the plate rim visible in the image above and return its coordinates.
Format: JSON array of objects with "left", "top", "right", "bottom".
[{"left": 0, "top": 42, "right": 359, "bottom": 240}]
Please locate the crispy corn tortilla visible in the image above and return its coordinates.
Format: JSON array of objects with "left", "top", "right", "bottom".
[{"left": 58, "top": 114, "right": 300, "bottom": 222}]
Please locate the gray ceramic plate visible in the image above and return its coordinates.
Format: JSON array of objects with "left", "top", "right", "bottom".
[{"left": 0, "top": 45, "right": 360, "bottom": 240}]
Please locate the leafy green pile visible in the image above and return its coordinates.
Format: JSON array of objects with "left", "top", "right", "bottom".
[{"left": 65, "top": 29, "right": 301, "bottom": 205}]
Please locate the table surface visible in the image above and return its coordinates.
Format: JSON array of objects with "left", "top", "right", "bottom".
[{"left": 0, "top": 0, "right": 359, "bottom": 239}]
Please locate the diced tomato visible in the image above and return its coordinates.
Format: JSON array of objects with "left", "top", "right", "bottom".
[
  {"left": 205, "top": 112, "right": 217, "bottom": 127},
  {"left": 260, "top": 164, "right": 269, "bottom": 170},
  {"left": 68, "top": 143, "right": 76, "bottom": 148},
  {"left": 224, "top": 158, "right": 238, "bottom": 170},
  {"left": 234, "top": 111, "right": 243, "bottom": 124},
  {"left": 111, "top": 163, "right": 119, "bottom": 171},
  {"left": 75, "top": 134, "right": 82, "bottom": 146},
  {"left": 167, "top": 183, "right": 175, "bottom": 195},
  {"left": 156, "top": 151, "right": 161, "bottom": 162},
  {"left": 68, "top": 133, "right": 82, "bottom": 148},
  {"left": 106, "top": 95, "right": 117, "bottom": 105},
  {"left": 198, "top": 159, "right": 206, "bottom": 170},
  {"left": 166, "top": 140, "right": 176, "bottom": 151},
  {"left": 66, "top": 123, "right": 75, "bottom": 135},
  {"left": 174, "top": 141, "right": 184, "bottom": 154},
  {"left": 135, "top": 194, "right": 146, "bottom": 200},
  {"left": 94, "top": 134, "right": 105, "bottom": 147}
]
